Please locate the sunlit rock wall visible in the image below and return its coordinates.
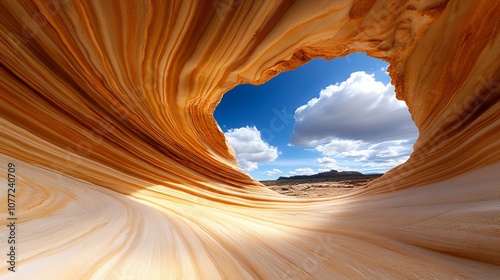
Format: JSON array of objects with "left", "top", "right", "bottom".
[{"left": 0, "top": 0, "right": 498, "bottom": 279}]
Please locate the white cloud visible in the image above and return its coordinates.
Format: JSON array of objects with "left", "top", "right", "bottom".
[
  {"left": 291, "top": 71, "right": 418, "bottom": 146},
  {"left": 263, "top": 168, "right": 282, "bottom": 176},
  {"left": 314, "top": 138, "right": 415, "bottom": 173},
  {"left": 316, "top": 157, "right": 349, "bottom": 171},
  {"left": 224, "top": 126, "right": 279, "bottom": 171},
  {"left": 289, "top": 167, "right": 315, "bottom": 176},
  {"left": 315, "top": 139, "right": 364, "bottom": 157},
  {"left": 238, "top": 161, "right": 258, "bottom": 172}
]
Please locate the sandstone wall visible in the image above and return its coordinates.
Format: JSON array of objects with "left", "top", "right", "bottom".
[{"left": 0, "top": 0, "right": 498, "bottom": 278}]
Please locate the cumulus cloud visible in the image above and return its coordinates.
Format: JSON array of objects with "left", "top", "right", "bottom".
[
  {"left": 316, "top": 157, "right": 349, "bottom": 171},
  {"left": 315, "top": 138, "right": 415, "bottom": 173},
  {"left": 291, "top": 71, "right": 418, "bottom": 146},
  {"left": 263, "top": 168, "right": 282, "bottom": 176},
  {"left": 224, "top": 126, "right": 279, "bottom": 171},
  {"left": 315, "top": 139, "right": 363, "bottom": 157},
  {"left": 289, "top": 167, "right": 315, "bottom": 176}
]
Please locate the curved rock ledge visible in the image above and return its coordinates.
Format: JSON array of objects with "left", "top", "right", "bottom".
[{"left": 0, "top": 0, "right": 499, "bottom": 278}]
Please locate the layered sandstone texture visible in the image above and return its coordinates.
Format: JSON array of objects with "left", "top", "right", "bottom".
[{"left": 0, "top": 0, "right": 499, "bottom": 279}]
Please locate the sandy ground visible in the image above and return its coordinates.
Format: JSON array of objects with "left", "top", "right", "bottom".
[{"left": 261, "top": 177, "right": 379, "bottom": 198}]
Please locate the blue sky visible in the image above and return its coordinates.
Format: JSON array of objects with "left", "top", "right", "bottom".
[{"left": 214, "top": 53, "right": 418, "bottom": 180}]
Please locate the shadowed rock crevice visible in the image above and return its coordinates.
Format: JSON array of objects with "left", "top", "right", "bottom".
[{"left": 0, "top": 0, "right": 498, "bottom": 278}]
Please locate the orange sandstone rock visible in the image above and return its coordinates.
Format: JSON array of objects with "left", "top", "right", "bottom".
[{"left": 0, "top": 0, "right": 498, "bottom": 278}]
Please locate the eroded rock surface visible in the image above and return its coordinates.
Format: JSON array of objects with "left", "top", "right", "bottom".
[{"left": 0, "top": 0, "right": 498, "bottom": 278}]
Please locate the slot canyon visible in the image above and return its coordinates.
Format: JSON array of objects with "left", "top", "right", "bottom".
[{"left": 0, "top": 0, "right": 499, "bottom": 279}]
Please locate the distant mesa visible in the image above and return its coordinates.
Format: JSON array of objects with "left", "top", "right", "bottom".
[{"left": 277, "top": 170, "right": 364, "bottom": 180}]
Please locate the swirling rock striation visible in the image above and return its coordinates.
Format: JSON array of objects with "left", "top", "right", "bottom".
[{"left": 0, "top": 0, "right": 499, "bottom": 279}]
